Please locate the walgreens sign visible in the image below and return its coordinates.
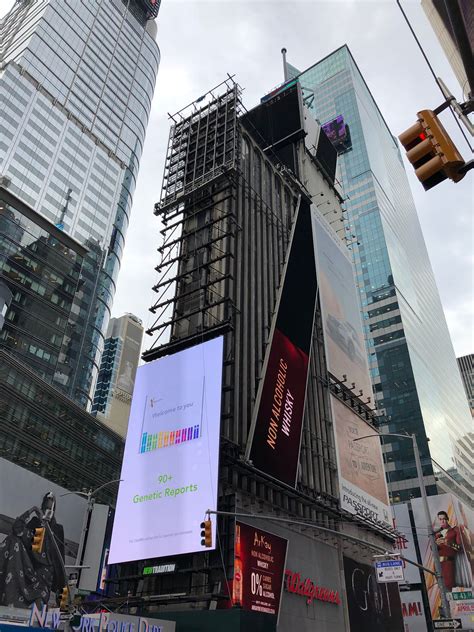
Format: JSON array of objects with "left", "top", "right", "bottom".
[{"left": 284, "top": 570, "right": 341, "bottom": 606}]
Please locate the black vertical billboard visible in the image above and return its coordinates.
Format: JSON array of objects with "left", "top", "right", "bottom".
[
  {"left": 246, "top": 198, "right": 317, "bottom": 486},
  {"left": 343, "top": 557, "right": 403, "bottom": 632}
]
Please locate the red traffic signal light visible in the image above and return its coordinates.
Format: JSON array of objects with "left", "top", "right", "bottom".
[
  {"left": 32, "top": 527, "right": 45, "bottom": 553},
  {"left": 200, "top": 519, "right": 212, "bottom": 548},
  {"left": 398, "top": 110, "right": 465, "bottom": 190}
]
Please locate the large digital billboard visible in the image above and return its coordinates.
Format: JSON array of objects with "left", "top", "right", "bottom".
[
  {"left": 109, "top": 336, "right": 223, "bottom": 564},
  {"left": 0, "top": 458, "right": 86, "bottom": 610},
  {"left": 246, "top": 199, "right": 317, "bottom": 486},
  {"left": 411, "top": 493, "right": 474, "bottom": 623},
  {"left": 331, "top": 395, "right": 390, "bottom": 525},
  {"left": 343, "top": 556, "right": 403, "bottom": 632},
  {"left": 312, "top": 212, "right": 373, "bottom": 401},
  {"left": 232, "top": 521, "right": 288, "bottom": 619}
]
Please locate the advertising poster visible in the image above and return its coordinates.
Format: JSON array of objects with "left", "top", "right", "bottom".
[
  {"left": 331, "top": 395, "right": 390, "bottom": 525},
  {"left": 392, "top": 503, "right": 421, "bottom": 584},
  {"left": 312, "top": 212, "right": 373, "bottom": 401},
  {"left": 232, "top": 521, "right": 288, "bottom": 619},
  {"left": 109, "top": 336, "right": 223, "bottom": 564},
  {"left": 0, "top": 458, "right": 86, "bottom": 610},
  {"left": 411, "top": 493, "right": 474, "bottom": 623},
  {"left": 247, "top": 200, "right": 317, "bottom": 486},
  {"left": 343, "top": 556, "right": 403, "bottom": 632},
  {"left": 400, "top": 590, "right": 426, "bottom": 632}
]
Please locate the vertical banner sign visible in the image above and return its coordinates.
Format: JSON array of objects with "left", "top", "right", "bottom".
[
  {"left": 109, "top": 336, "right": 223, "bottom": 564},
  {"left": 400, "top": 590, "right": 427, "bottom": 632},
  {"left": 232, "top": 521, "right": 288, "bottom": 619},
  {"left": 392, "top": 503, "right": 420, "bottom": 584},
  {"left": 247, "top": 199, "right": 317, "bottom": 486},
  {"left": 312, "top": 211, "right": 373, "bottom": 401},
  {"left": 411, "top": 493, "right": 474, "bottom": 624},
  {"left": 331, "top": 395, "right": 390, "bottom": 525}
]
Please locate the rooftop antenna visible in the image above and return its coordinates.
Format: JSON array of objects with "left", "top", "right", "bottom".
[{"left": 281, "top": 48, "right": 288, "bottom": 82}]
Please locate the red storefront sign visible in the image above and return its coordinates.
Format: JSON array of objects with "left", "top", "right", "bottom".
[
  {"left": 284, "top": 569, "right": 341, "bottom": 606},
  {"left": 232, "top": 521, "right": 288, "bottom": 619}
]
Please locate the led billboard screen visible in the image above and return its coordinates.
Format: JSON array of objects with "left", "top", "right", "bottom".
[
  {"left": 331, "top": 395, "right": 390, "bottom": 525},
  {"left": 109, "top": 336, "right": 223, "bottom": 564},
  {"left": 0, "top": 458, "right": 86, "bottom": 609},
  {"left": 343, "top": 556, "right": 403, "bottom": 632},
  {"left": 247, "top": 200, "right": 317, "bottom": 486},
  {"left": 232, "top": 521, "right": 288, "bottom": 619},
  {"left": 312, "top": 212, "right": 373, "bottom": 400},
  {"left": 411, "top": 493, "right": 474, "bottom": 623}
]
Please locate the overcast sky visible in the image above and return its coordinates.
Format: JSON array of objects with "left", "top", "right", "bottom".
[{"left": 1, "top": 0, "right": 472, "bottom": 358}]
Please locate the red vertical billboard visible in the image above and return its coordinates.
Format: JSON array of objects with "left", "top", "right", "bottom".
[
  {"left": 246, "top": 199, "right": 317, "bottom": 486},
  {"left": 232, "top": 521, "right": 288, "bottom": 619}
]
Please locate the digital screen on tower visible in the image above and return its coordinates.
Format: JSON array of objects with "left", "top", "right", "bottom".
[
  {"left": 108, "top": 337, "right": 223, "bottom": 564},
  {"left": 247, "top": 199, "right": 317, "bottom": 486},
  {"left": 232, "top": 521, "right": 288, "bottom": 619}
]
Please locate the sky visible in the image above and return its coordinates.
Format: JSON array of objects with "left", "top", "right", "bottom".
[{"left": 1, "top": 0, "right": 472, "bottom": 358}]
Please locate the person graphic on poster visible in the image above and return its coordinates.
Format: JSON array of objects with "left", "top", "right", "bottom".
[
  {"left": 435, "top": 510, "right": 465, "bottom": 591},
  {"left": 0, "top": 492, "right": 66, "bottom": 608},
  {"left": 455, "top": 501, "right": 473, "bottom": 587}
]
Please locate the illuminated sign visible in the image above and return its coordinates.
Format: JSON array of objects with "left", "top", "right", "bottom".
[
  {"left": 284, "top": 570, "right": 341, "bottom": 606},
  {"left": 143, "top": 563, "right": 177, "bottom": 575},
  {"left": 321, "top": 115, "right": 352, "bottom": 153},
  {"left": 109, "top": 337, "right": 223, "bottom": 564}
]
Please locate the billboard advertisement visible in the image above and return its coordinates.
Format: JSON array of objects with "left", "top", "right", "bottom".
[
  {"left": 400, "top": 590, "right": 426, "bottom": 632},
  {"left": 232, "top": 521, "right": 288, "bottom": 619},
  {"left": 393, "top": 503, "right": 421, "bottom": 584},
  {"left": 312, "top": 212, "right": 373, "bottom": 401},
  {"left": 247, "top": 199, "right": 317, "bottom": 486},
  {"left": 331, "top": 395, "right": 390, "bottom": 525},
  {"left": 411, "top": 493, "right": 474, "bottom": 622},
  {"left": 109, "top": 336, "right": 223, "bottom": 564},
  {"left": 343, "top": 556, "right": 403, "bottom": 632},
  {"left": 0, "top": 458, "right": 86, "bottom": 609}
]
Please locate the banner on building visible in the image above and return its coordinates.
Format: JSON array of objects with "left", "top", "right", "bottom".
[
  {"left": 331, "top": 395, "right": 390, "bottom": 525},
  {"left": 109, "top": 336, "right": 223, "bottom": 563},
  {"left": 392, "top": 503, "right": 421, "bottom": 584},
  {"left": 312, "top": 212, "right": 373, "bottom": 400},
  {"left": 232, "top": 521, "right": 288, "bottom": 620},
  {"left": 411, "top": 493, "right": 474, "bottom": 623},
  {"left": 246, "top": 199, "right": 317, "bottom": 486},
  {"left": 343, "top": 556, "right": 403, "bottom": 632},
  {"left": 0, "top": 458, "right": 87, "bottom": 610},
  {"left": 400, "top": 590, "right": 426, "bottom": 632}
]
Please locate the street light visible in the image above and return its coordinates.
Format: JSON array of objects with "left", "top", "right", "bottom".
[
  {"left": 61, "top": 478, "right": 122, "bottom": 584},
  {"left": 353, "top": 432, "right": 451, "bottom": 619}
]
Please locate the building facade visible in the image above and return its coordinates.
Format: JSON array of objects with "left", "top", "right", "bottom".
[
  {"left": 457, "top": 353, "right": 473, "bottom": 415},
  {"left": 92, "top": 313, "right": 144, "bottom": 437},
  {"left": 104, "top": 79, "right": 402, "bottom": 632},
  {"left": 285, "top": 46, "right": 473, "bottom": 504},
  {"left": 0, "top": 0, "right": 160, "bottom": 407}
]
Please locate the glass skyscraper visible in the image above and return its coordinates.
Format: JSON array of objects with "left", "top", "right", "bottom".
[
  {"left": 0, "top": 0, "right": 160, "bottom": 407},
  {"left": 286, "top": 46, "right": 472, "bottom": 503}
]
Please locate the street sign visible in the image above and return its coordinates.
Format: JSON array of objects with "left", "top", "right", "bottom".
[
  {"left": 452, "top": 591, "right": 472, "bottom": 601},
  {"left": 374, "top": 559, "right": 404, "bottom": 583},
  {"left": 432, "top": 619, "right": 462, "bottom": 629}
]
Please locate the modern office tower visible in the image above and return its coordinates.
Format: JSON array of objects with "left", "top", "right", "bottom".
[
  {"left": 0, "top": 0, "right": 160, "bottom": 407},
  {"left": 421, "top": 0, "right": 472, "bottom": 98},
  {"left": 458, "top": 353, "right": 474, "bottom": 414},
  {"left": 109, "top": 79, "right": 402, "bottom": 632},
  {"left": 92, "top": 313, "right": 144, "bottom": 436},
  {"left": 285, "top": 46, "right": 473, "bottom": 504}
]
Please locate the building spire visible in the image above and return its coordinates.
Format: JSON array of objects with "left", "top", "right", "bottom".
[{"left": 281, "top": 47, "right": 288, "bottom": 81}]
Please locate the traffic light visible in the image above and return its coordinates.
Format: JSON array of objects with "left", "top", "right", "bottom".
[
  {"left": 32, "top": 527, "right": 45, "bottom": 553},
  {"left": 200, "top": 519, "right": 212, "bottom": 548},
  {"left": 59, "top": 586, "right": 69, "bottom": 611},
  {"left": 398, "top": 110, "right": 465, "bottom": 190}
]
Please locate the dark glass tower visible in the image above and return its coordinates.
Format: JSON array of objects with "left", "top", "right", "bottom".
[
  {"left": 286, "top": 46, "right": 473, "bottom": 504},
  {"left": 0, "top": 0, "right": 160, "bottom": 407}
]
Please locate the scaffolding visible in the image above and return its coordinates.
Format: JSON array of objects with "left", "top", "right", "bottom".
[{"left": 146, "top": 77, "right": 243, "bottom": 353}]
